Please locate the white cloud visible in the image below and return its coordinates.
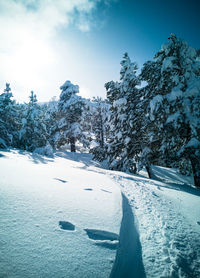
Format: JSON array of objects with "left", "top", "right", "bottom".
[{"left": 0, "top": 0, "right": 109, "bottom": 102}]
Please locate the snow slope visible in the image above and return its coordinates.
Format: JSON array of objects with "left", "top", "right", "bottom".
[
  {"left": 108, "top": 167, "right": 200, "bottom": 278},
  {"left": 1, "top": 149, "right": 200, "bottom": 278},
  {"left": 0, "top": 150, "right": 122, "bottom": 278}
]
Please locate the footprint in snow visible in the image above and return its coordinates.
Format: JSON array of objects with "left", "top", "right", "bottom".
[
  {"left": 84, "top": 229, "right": 119, "bottom": 241},
  {"left": 101, "top": 189, "right": 112, "bottom": 194},
  {"left": 59, "top": 221, "right": 75, "bottom": 231},
  {"left": 54, "top": 178, "right": 67, "bottom": 183},
  {"left": 84, "top": 229, "right": 119, "bottom": 250},
  {"left": 152, "top": 191, "right": 159, "bottom": 197}
]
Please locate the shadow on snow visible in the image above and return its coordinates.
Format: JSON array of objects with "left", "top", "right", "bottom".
[{"left": 110, "top": 193, "right": 146, "bottom": 278}]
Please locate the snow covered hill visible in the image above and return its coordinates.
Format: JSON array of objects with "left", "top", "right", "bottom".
[{"left": 0, "top": 149, "right": 200, "bottom": 278}]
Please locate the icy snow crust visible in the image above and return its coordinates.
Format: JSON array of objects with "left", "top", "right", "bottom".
[{"left": 1, "top": 150, "right": 200, "bottom": 278}]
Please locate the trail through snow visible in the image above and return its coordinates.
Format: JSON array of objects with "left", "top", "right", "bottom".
[{"left": 108, "top": 169, "right": 200, "bottom": 278}]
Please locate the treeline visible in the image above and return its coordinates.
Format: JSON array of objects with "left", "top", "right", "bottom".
[{"left": 0, "top": 34, "right": 200, "bottom": 186}]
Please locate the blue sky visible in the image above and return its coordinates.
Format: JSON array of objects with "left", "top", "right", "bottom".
[{"left": 0, "top": 0, "right": 199, "bottom": 102}]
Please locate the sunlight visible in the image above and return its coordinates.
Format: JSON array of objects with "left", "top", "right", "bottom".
[{"left": 9, "top": 33, "right": 55, "bottom": 87}]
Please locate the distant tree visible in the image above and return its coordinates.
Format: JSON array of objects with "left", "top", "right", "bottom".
[
  {"left": 19, "top": 91, "right": 48, "bottom": 151},
  {"left": 87, "top": 97, "right": 110, "bottom": 161},
  {"left": 57, "top": 80, "right": 84, "bottom": 152},
  {"left": 0, "top": 83, "right": 19, "bottom": 148},
  {"left": 44, "top": 97, "right": 59, "bottom": 149}
]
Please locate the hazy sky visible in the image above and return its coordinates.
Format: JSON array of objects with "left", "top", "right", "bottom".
[{"left": 0, "top": 0, "right": 199, "bottom": 102}]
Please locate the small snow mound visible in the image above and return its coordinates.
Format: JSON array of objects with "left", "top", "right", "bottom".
[{"left": 33, "top": 143, "right": 54, "bottom": 157}]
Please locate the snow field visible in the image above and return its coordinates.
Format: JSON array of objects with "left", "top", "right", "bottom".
[
  {"left": 1, "top": 149, "right": 200, "bottom": 278},
  {"left": 0, "top": 150, "right": 122, "bottom": 278}
]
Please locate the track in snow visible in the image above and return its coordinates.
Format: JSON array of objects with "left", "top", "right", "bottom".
[{"left": 109, "top": 172, "right": 200, "bottom": 278}]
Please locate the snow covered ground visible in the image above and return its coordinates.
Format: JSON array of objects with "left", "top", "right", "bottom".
[
  {"left": 0, "top": 149, "right": 200, "bottom": 278},
  {"left": 109, "top": 167, "right": 200, "bottom": 278},
  {"left": 0, "top": 150, "right": 122, "bottom": 278}
]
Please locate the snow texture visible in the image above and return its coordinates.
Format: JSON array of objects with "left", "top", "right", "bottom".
[{"left": 0, "top": 150, "right": 121, "bottom": 278}]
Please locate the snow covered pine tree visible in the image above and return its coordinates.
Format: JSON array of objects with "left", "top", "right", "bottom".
[
  {"left": 105, "top": 53, "right": 143, "bottom": 173},
  {"left": 87, "top": 97, "right": 109, "bottom": 161},
  {"left": 58, "top": 80, "right": 84, "bottom": 152},
  {"left": 142, "top": 34, "right": 200, "bottom": 187},
  {"left": 0, "top": 83, "right": 19, "bottom": 149},
  {"left": 19, "top": 91, "right": 48, "bottom": 151}
]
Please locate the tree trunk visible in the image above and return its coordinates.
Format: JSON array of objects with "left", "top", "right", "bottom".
[
  {"left": 146, "top": 165, "right": 153, "bottom": 179},
  {"left": 190, "top": 157, "right": 200, "bottom": 187},
  {"left": 70, "top": 137, "right": 76, "bottom": 152},
  {"left": 100, "top": 111, "right": 104, "bottom": 148}
]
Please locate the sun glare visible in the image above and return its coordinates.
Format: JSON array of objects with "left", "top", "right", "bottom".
[{"left": 10, "top": 34, "right": 55, "bottom": 86}]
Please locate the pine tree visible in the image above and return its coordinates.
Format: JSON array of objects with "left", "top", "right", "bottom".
[
  {"left": 140, "top": 59, "right": 164, "bottom": 174},
  {"left": 44, "top": 97, "right": 59, "bottom": 149},
  {"left": 57, "top": 80, "right": 84, "bottom": 152},
  {"left": 142, "top": 34, "right": 200, "bottom": 186},
  {"left": 19, "top": 91, "right": 48, "bottom": 151},
  {"left": 88, "top": 97, "right": 110, "bottom": 161},
  {"left": 105, "top": 53, "right": 142, "bottom": 173},
  {"left": 0, "top": 83, "right": 18, "bottom": 148}
]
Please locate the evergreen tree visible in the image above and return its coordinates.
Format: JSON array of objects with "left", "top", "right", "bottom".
[
  {"left": 0, "top": 83, "right": 18, "bottom": 148},
  {"left": 19, "top": 91, "right": 48, "bottom": 151},
  {"left": 44, "top": 97, "right": 59, "bottom": 149},
  {"left": 88, "top": 97, "right": 110, "bottom": 161},
  {"left": 105, "top": 53, "right": 142, "bottom": 173},
  {"left": 57, "top": 80, "right": 84, "bottom": 152},
  {"left": 142, "top": 34, "right": 200, "bottom": 186}
]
